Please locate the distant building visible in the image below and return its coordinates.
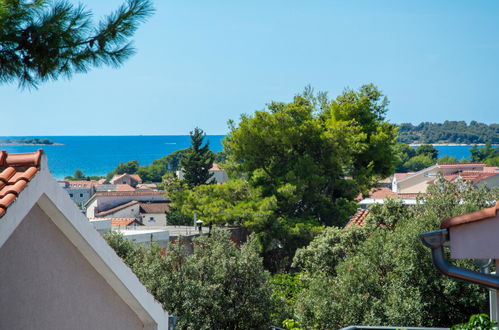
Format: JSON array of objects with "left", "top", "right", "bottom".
[
  {"left": 176, "top": 163, "right": 228, "bottom": 184},
  {"left": 140, "top": 202, "right": 170, "bottom": 226},
  {"left": 58, "top": 180, "right": 97, "bottom": 206},
  {"left": 85, "top": 191, "right": 168, "bottom": 218},
  {"left": 392, "top": 163, "right": 498, "bottom": 194},
  {"left": 110, "top": 173, "right": 142, "bottom": 188},
  {"left": 358, "top": 163, "right": 499, "bottom": 208}
]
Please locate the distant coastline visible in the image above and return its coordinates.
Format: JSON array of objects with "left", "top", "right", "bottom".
[
  {"left": 0, "top": 142, "right": 63, "bottom": 146},
  {"left": 0, "top": 138, "right": 62, "bottom": 146}
]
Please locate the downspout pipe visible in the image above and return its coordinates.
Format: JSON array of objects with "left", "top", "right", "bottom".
[{"left": 419, "top": 229, "right": 499, "bottom": 289}]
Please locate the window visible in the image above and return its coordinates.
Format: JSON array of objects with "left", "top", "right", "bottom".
[
  {"left": 122, "top": 181, "right": 126, "bottom": 184},
  {"left": 149, "top": 217, "right": 155, "bottom": 222},
  {"left": 69, "top": 193, "right": 73, "bottom": 197},
  {"left": 79, "top": 193, "right": 83, "bottom": 197}
]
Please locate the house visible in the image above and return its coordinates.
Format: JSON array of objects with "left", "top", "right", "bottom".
[
  {"left": 359, "top": 163, "right": 499, "bottom": 208},
  {"left": 85, "top": 191, "right": 168, "bottom": 218},
  {"left": 357, "top": 186, "right": 419, "bottom": 208},
  {"left": 110, "top": 173, "right": 143, "bottom": 188},
  {"left": 176, "top": 163, "right": 229, "bottom": 183},
  {"left": 94, "top": 200, "right": 141, "bottom": 218},
  {"left": 58, "top": 179, "right": 97, "bottom": 205},
  {"left": 140, "top": 202, "right": 170, "bottom": 226},
  {"left": 392, "top": 163, "right": 498, "bottom": 194},
  {"left": 95, "top": 183, "right": 136, "bottom": 192},
  {"left": 0, "top": 150, "right": 169, "bottom": 329}
]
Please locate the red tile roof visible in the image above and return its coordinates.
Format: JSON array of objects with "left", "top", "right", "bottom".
[
  {"left": 92, "top": 191, "right": 165, "bottom": 197},
  {"left": 345, "top": 209, "right": 370, "bottom": 228},
  {"left": 111, "top": 173, "right": 142, "bottom": 183},
  {"left": 484, "top": 166, "right": 499, "bottom": 173},
  {"left": 0, "top": 150, "right": 42, "bottom": 218},
  {"left": 459, "top": 171, "right": 498, "bottom": 183},
  {"left": 438, "top": 163, "right": 485, "bottom": 167},
  {"left": 66, "top": 180, "right": 97, "bottom": 188},
  {"left": 368, "top": 187, "right": 398, "bottom": 199},
  {"left": 111, "top": 218, "right": 141, "bottom": 227},
  {"left": 394, "top": 172, "right": 415, "bottom": 180},
  {"left": 440, "top": 201, "right": 499, "bottom": 229},
  {"left": 95, "top": 200, "right": 139, "bottom": 217},
  {"left": 139, "top": 202, "right": 170, "bottom": 214}
]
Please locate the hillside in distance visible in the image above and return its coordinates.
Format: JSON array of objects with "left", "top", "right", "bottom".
[{"left": 397, "top": 121, "right": 498, "bottom": 144}]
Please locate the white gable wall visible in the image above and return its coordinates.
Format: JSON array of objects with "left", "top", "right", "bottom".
[{"left": 0, "top": 204, "right": 144, "bottom": 330}]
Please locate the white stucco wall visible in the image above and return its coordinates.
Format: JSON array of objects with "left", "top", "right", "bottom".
[
  {"left": 141, "top": 212, "right": 167, "bottom": 226},
  {"left": 0, "top": 204, "right": 144, "bottom": 330},
  {"left": 86, "top": 194, "right": 167, "bottom": 218},
  {"left": 449, "top": 213, "right": 499, "bottom": 259},
  {"left": 99, "top": 202, "right": 140, "bottom": 218}
]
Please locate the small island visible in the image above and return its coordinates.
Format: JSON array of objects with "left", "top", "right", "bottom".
[{"left": 0, "top": 138, "right": 62, "bottom": 146}]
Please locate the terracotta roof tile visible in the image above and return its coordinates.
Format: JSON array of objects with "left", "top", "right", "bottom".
[
  {"left": 66, "top": 180, "right": 98, "bottom": 189},
  {"left": 89, "top": 217, "right": 141, "bottom": 227},
  {"left": 0, "top": 167, "right": 16, "bottom": 183},
  {"left": 0, "top": 150, "right": 42, "bottom": 218},
  {"left": 92, "top": 191, "right": 165, "bottom": 197},
  {"left": 368, "top": 187, "right": 398, "bottom": 199},
  {"left": 394, "top": 172, "right": 415, "bottom": 180},
  {"left": 139, "top": 202, "right": 170, "bottom": 214},
  {"left": 345, "top": 209, "right": 370, "bottom": 228},
  {"left": 440, "top": 201, "right": 499, "bottom": 229},
  {"left": 111, "top": 173, "right": 142, "bottom": 184},
  {"left": 438, "top": 163, "right": 485, "bottom": 167},
  {"left": 111, "top": 218, "right": 141, "bottom": 227},
  {"left": 95, "top": 200, "right": 139, "bottom": 217}
]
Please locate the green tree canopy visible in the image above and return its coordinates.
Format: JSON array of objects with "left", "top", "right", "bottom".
[
  {"left": 470, "top": 142, "right": 499, "bottom": 166},
  {"left": 105, "top": 229, "right": 274, "bottom": 329},
  {"left": 0, "top": 0, "right": 153, "bottom": 88},
  {"left": 293, "top": 178, "right": 497, "bottom": 329},
  {"left": 224, "top": 84, "right": 398, "bottom": 228},
  {"left": 180, "top": 127, "right": 215, "bottom": 187},
  {"left": 73, "top": 168, "right": 84, "bottom": 180},
  {"left": 415, "top": 144, "right": 438, "bottom": 160}
]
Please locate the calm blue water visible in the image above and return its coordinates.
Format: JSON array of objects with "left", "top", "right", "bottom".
[
  {"left": 0, "top": 136, "right": 490, "bottom": 179},
  {"left": 0, "top": 136, "right": 224, "bottom": 179}
]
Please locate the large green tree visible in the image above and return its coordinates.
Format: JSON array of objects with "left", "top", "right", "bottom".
[
  {"left": 224, "top": 84, "right": 398, "bottom": 228},
  {"left": 180, "top": 127, "right": 215, "bottom": 187},
  {"left": 0, "top": 0, "right": 153, "bottom": 88},
  {"left": 105, "top": 229, "right": 274, "bottom": 329}
]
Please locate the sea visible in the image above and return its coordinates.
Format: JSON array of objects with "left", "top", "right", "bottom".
[{"left": 0, "top": 136, "right": 491, "bottom": 179}]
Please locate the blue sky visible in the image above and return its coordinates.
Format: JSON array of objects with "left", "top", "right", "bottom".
[{"left": 1, "top": 0, "right": 498, "bottom": 135}]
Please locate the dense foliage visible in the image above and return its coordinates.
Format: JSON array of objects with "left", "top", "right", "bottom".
[
  {"left": 105, "top": 230, "right": 274, "bottom": 329},
  {"left": 180, "top": 127, "right": 215, "bottom": 187},
  {"left": 0, "top": 0, "right": 153, "bottom": 88},
  {"left": 398, "top": 121, "right": 499, "bottom": 144},
  {"left": 470, "top": 142, "right": 499, "bottom": 166},
  {"left": 105, "top": 149, "right": 190, "bottom": 182},
  {"left": 64, "top": 168, "right": 101, "bottom": 181},
  {"left": 291, "top": 178, "right": 497, "bottom": 329},
  {"left": 396, "top": 143, "right": 439, "bottom": 172},
  {"left": 452, "top": 314, "right": 498, "bottom": 330},
  {"left": 166, "top": 85, "right": 398, "bottom": 270}
]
